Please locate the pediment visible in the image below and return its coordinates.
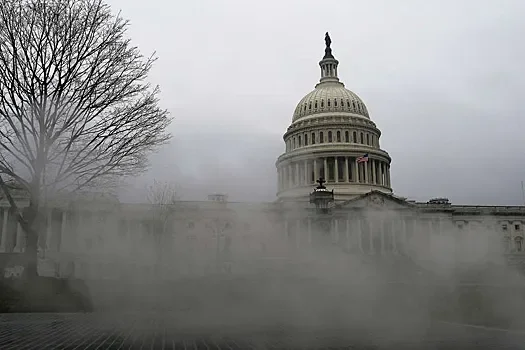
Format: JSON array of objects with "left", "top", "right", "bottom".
[{"left": 336, "top": 191, "right": 415, "bottom": 210}]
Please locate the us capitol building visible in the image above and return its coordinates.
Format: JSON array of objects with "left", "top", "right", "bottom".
[{"left": 1, "top": 34, "right": 524, "bottom": 279}]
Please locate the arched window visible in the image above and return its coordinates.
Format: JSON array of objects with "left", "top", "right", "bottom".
[
  {"left": 293, "top": 137, "right": 296, "bottom": 148},
  {"left": 366, "top": 134, "right": 370, "bottom": 145},
  {"left": 360, "top": 132, "right": 364, "bottom": 144},
  {"left": 309, "top": 102, "right": 312, "bottom": 110},
  {"left": 345, "top": 131, "right": 349, "bottom": 142},
  {"left": 311, "top": 132, "right": 316, "bottom": 145},
  {"left": 341, "top": 99, "right": 344, "bottom": 107},
  {"left": 336, "top": 131, "right": 341, "bottom": 142},
  {"left": 334, "top": 99, "right": 338, "bottom": 107},
  {"left": 328, "top": 131, "right": 332, "bottom": 142},
  {"left": 314, "top": 101, "right": 318, "bottom": 109},
  {"left": 347, "top": 100, "right": 350, "bottom": 107},
  {"left": 352, "top": 131, "right": 357, "bottom": 142},
  {"left": 304, "top": 133, "right": 308, "bottom": 146},
  {"left": 298, "top": 135, "right": 302, "bottom": 147},
  {"left": 319, "top": 132, "right": 324, "bottom": 143},
  {"left": 321, "top": 100, "right": 324, "bottom": 108},
  {"left": 327, "top": 99, "right": 331, "bottom": 107}
]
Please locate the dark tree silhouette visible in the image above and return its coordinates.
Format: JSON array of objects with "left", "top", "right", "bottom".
[{"left": 0, "top": 0, "right": 172, "bottom": 278}]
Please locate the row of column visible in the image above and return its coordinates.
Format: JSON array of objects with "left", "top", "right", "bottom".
[
  {"left": 284, "top": 216, "right": 448, "bottom": 254},
  {"left": 0, "top": 207, "right": 66, "bottom": 253},
  {"left": 278, "top": 156, "right": 391, "bottom": 191}
]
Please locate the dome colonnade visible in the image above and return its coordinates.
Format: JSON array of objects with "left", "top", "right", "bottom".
[{"left": 276, "top": 33, "right": 392, "bottom": 201}]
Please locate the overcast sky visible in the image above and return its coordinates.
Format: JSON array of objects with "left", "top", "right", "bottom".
[{"left": 107, "top": 0, "right": 525, "bottom": 205}]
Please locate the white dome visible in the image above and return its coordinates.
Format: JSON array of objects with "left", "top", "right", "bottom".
[{"left": 292, "top": 82, "right": 369, "bottom": 122}]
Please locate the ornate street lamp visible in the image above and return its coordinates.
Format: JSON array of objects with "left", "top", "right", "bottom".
[{"left": 309, "top": 178, "right": 334, "bottom": 215}]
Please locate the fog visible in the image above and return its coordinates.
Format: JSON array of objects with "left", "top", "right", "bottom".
[{"left": 64, "top": 203, "right": 525, "bottom": 346}]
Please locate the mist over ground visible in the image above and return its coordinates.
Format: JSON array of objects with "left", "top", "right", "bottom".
[{"left": 67, "top": 203, "right": 525, "bottom": 346}]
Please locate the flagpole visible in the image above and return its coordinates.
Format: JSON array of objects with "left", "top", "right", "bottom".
[{"left": 521, "top": 181, "right": 525, "bottom": 206}]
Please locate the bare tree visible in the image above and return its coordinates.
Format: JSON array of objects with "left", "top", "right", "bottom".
[
  {"left": 0, "top": 0, "right": 172, "bottom": 278},
  {"left": 147, "top": 179, "right": 179, "bottom": 276}
]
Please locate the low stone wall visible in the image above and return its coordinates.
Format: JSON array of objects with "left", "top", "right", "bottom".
[{"left": 0, "top": 277, "right": 92, "bottom": 313}]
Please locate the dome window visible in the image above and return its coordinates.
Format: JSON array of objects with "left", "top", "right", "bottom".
[
  {"left": 321, "top": 100, "right": 324, "bottom": 108},
  {"left": 360, "top": 133, "right": 364, "bottom": 144},
  {"left": 319, "top": 131, "right": 324, "bottom": 143},
  {"left": 304, "top": 105, "right": 307, "bottom": 111},
  {"left": 311, "top": 132, "right": 316, "bottom": 145},
  {"left": 304, "top": 134, "right": 308, "bottom": 146},
  {"left": 298, "top": 135, "right": 302, "bottom": 146},
  {"left": 328, "top": 131, "right": 333, "bottom": 142},
  {"left": 327, "top": 99, "right": 331, "bottom": 107},
  {"left": 336, "top": 131, "right": 341, "bottom": 142},
  {"left": 352, "top": 101, "right": 356, "bottom": 109},
  {"left": 309, "top": 102, "right": 312, "bottom": 110},
  {"left": 345, "top": 131, "right": 349, "bottom": 142},
  {"left": 334, "top": 99, "right": 338, "bottom": 107},
  {"left": 352, "top": 131, "right": 357, "bottom": 142},
  {"left": 341, "top": 99, "right": 344, "bottom": 107},
  {"left": 347, "top": 100, "right": 350, "bottom": 107},
  {"left": 314, "top": 101, "right": 318, "bottom": 109},
  {"left": 366, "top": 134, "right": 370, "bottom": 145}
]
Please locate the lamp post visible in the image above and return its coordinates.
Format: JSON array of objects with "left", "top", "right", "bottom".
[{"left": 309, "top": 178, "right": 335, "bottom": 248}]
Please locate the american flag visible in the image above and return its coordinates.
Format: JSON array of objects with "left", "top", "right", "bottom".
[{"left": 357, "top": 153, "right": 369, "bottom": 163}]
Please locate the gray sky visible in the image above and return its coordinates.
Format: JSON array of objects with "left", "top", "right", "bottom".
[{"left": 108, "top": 0, "right": 525, "bottom": 205}]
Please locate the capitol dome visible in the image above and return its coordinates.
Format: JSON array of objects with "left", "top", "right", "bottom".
[
  {"left": 292, "top": 84, "right": 370, "bottom": 121},
  {"left": 276, "top": 33, "right": 392, "bottom": 202}
]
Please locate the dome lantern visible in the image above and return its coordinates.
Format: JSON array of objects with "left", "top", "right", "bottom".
[{"left": 318, "top": 32, "right": 340, "bottom": 85}]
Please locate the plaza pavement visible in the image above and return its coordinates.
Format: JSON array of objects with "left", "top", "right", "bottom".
[{"left": 1, "top": 312, "right": 525, "bottom": 349}]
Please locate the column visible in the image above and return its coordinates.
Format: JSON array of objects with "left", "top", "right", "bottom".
[
  {"left": 46, "top": 210, "right": 53, "bottom": 251},
  {"left": 364, "top": 160, "right": 369, "bottom": 184},
  {"left": 284, "top": 220, "right": 288, "bottom": 240},
  {"left": 378, "top": 162, "right": 383, "bottom": 185},
  {"left": 372, "top": 159, "right": 376, "bottom": 184},
  {"left": 392, "top": 221, "right": 398, "bottom": 254},
  {"left": 295, "top": 162, "right": 300, "bottom": 185},
  {"left": 61, "top": 211, "right": 67, "bottom": 252},
  {"left": 386, "top": 165, "right": 390, "bottom": 187},
  {"left": 283, "top": 167, "right": 287, "bottom": 189},
  {"left": 401, "top": 218, "right": 407, "bottom": 253},
  {"left": 14, "top": 223, "right": 24, "bottom": 252},
  {"left": 344, "top": 157, "right": 349, "bottom": 182},
  {"left": 345, "top": 217, "right": 351, "bottom": 250},
  {"left": 277, "top": 169, "right": 281, "bottom": 191},
  {"left": 369, "top": 222, "right": 374, "bottom": 254},
  {"left": 357, "top": 218, "right": 363, "bottom": 253},
  {"left": 307, "top": 218, "right": 312, "bottom": 245},
  {"left": 296, "top": 219, "right": 301, "bottom": 249},
  {"left": 334, "top": 157, "right": 339, "bottom": 183},
  {"left": 324, "top": 158, "right": 328, "bottom": 180},
  {"left": 380, "top": 220, "right": 385, "bottom": 254},
  {"left": 0, "top": 209, "right": 8, "bottom": 252},
  {"left": 303, "top": 160, "right": 308, "bottom": 185},
  {"left": 313, "top": 159, "right": 319, "bottom": 181},
  {"left": 354, "top": 158, "right": 359, "bottom": 183},
  {"left": 333, "top": 219, "right": 339, "bottom": 244},
  {"left": 287, "top": 164, "right": 293, "bottom": 187}
]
